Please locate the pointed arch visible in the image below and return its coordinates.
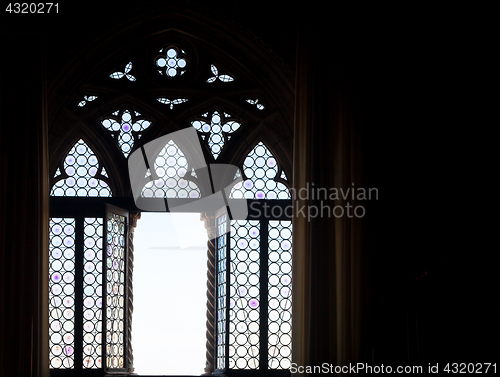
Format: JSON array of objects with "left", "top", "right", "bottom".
[
  {"left": 140, "top": 139, "right": 201, "bottom": 199},
  {"left": 230, "top": 141, "right": 290, "bottom": 199},
  {"left": 51, "top": 139, "right": 112, "bottom": 197}
]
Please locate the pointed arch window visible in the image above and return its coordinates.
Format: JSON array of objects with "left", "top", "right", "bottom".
[
  {"left": 49, "top": 24, "right": 293, "bottom": 376},
  {"left": 51, "top": 139, "right": 112, "bottom": 197},
  {"left": 230, "top": 142, "right": 290, "bottom": 199},
  {"left": 141, "top": 139, "right": 201, "bottom": 199}
]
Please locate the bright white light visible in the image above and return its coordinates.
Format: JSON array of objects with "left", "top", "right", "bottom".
[{"left": 132, "top": 212, "right": 208, "bottom": 375}]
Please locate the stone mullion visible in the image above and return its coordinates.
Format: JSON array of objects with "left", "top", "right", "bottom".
[{"left": 202, "top": 213, "right": 216, "bottom": 375}]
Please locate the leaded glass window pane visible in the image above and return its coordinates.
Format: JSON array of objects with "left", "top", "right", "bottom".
[
  {"left": 105, "top": 211, "right": 127, "bottom": 369},
  {"left": 268, "top": 220, "right": 292, "bottom": 369},
  {"left": 83, "top": 218, "right": 104, "bottom": 369},
  {"left": 191, "top": 111, "right": 241, "bottom": 160},
  {"left": 51, "top": 139, "right": 112, "bottom": 197},
  {"left": 228, "top": 220, "right": 261, "bottom": 369},
  {"left": 156, "top": 46, "right": 188, "bottom": 77},
  {"left": 140, "top": 139, "right": 201, "bottom": 198},
  {"left": 230, "top": 142, "right": 290, "bottom": 199},
  {"left": 49, "top": 218, "right": 76, "bottom": 369},
  {"left": 101, "top": 110, "right": 152, "bottom": 158}
]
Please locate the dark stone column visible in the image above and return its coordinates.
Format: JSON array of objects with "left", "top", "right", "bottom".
[{"left": 201, "top": 213, "right": 216, "bottom": 375}]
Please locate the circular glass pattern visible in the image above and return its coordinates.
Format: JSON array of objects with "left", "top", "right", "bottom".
[
  {"left": 51, "top": 140, "right": 111, "bottom": 197},
  {"left": 101, "top": 109, "right": 152, "bottom": 158},
  {"left": 230, "top": 142, "right": 290, "bottom": 199},
  {"left": 141, "top": 139, "right": 201, "bottom": 198},
  {"left": 229, "top": 220, "right": 260, "bottom": 369},
  {"left": 82, "top": 217, "right": 104, "bottom": 369},
  {"left": 267, "top": 220, "right": 293, "bottom": 369},
  {"left": 191, "top": 111, "right": 241, "bottom": 160},
  {"left": 49, "top": 218, "right": 75, "bottom": 369},
  {"left": 156, "top": 46, "right": 188, "bottom": 77}
]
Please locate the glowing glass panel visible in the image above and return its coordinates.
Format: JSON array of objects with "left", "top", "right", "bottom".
[
  {"left": 229, "top": 220, "right": 260, "bottom": 369},
  {"left": 101, "top": 110, "right": 152, "bottom": 158},
  {"left": 106, "top": 213, "right": 126, "bottom": 369},
  {"left": 51, "top": 139, "right": 112, "bottom": 197},
  {"left": 191, "top": 111, "right": 241, "bottom": 159},
  {"left": 156, "top": 47, "right": 188, "bottom": 77},
  {"left": 49, "top": 218, "right": 76, "bottom": 369},
  {"left": 110, "top": 62, "right": 136, "bottom": 81},
  {"left": 230, "top": 142, "right": 290, "bottom": 199},
  {"left": 83, "top": 218, "right": 104, "bottom": 369},
  {"left": 268, "top": 221, "right": 292, "bottom": 369},
  {"left": 157, "top": 97, "right": 188, "bottom": 109},
  {"left": 141, "top": 140, "right": 201, "bottom": 198},
  {"left": 207, "top": 64, "right": 234, "bottom": 83}
]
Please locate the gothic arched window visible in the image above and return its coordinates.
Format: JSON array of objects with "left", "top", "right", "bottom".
[{"left": 48, "top": 7, "right": 294, "bottom": 376}]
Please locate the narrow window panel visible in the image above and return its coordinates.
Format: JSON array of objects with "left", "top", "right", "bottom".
[
  {"left": 49, "top": 218, "right": 76, "bottom": 369},
  {"left": 83, "top": 218, "right": 104, "bottom": 369},
  {"left": 229, "top": 220, "right": 260, "bottom": 369},
  {"left": 268, "top": 220, "right": 292, "bottom": 369},
  {"left": 106, "top": 212, "right": 127, "bottom": 369}
]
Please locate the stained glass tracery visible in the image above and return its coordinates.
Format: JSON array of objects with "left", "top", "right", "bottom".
[
  {"left": 191, "top": 111, "right": 241, "bottom": 159},
  {"left": 51, "top": 139, "right": 111, "bottom": 197},
  {"left": 207, "top": 64, "right": 234, "bottom": 83},
  {"left": 230, "top": 142, "right": 290, "bottom": 199},
  {"left": 156, "top": 46, "right": 188, "bottom": 77},
  {"left": 78, "top": 95, "right": 97, "bottom": 107},
  {"left": 157, "top": 97, "right": 188, "bottom": 109},
  {"left": 110, "top": 62, "right": 136, "bottom": 81},
  {"left": 141, "top": 139, "right": 201, "bottom": 198},
  {"left": 246, "top": 99, "right": 265, "bottom": 110},
  {"left": 101, "top": 110, "right": 152, "bottom": 158}
]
